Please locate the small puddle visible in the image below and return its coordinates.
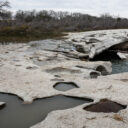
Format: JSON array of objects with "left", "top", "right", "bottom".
[
  {"left": 84, "top": 99, "right": 126, "bottom": 113},
  {"left": 112, "top": 59, "right": 128, "bottom": 74},
  {"left": 54, "top": 82, "right": 79, "bottom": 91},
  {"left": 0, "top": 93, "right": 93, "bottom": 128}
]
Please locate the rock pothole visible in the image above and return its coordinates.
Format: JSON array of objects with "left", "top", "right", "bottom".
[
  {"left": 96, "top": 65, "right": 107, "bottom": 75},
  {"left": 84, "top": 99, "right": 127, "bottom": 113},
  {"left": 53, "top": 82, "right": 79, "bottom": 91},
  {"left": 90, "top": 72, "right": 100, "bottom": 79}
]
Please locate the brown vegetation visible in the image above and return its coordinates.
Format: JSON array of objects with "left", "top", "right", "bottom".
[{"left": 0, "top": 1, "right": 128, "bottom": 42}]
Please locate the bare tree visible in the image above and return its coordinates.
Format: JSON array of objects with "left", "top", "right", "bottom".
[{"left": 0, "top": 0, "right": 10, "bottom": 19}]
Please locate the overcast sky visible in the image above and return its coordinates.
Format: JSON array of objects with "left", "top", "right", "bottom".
[{"left": 8, "top": 0, "right": 128, "bottom": 18}]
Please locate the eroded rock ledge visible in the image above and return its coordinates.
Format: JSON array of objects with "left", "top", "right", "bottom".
[{"left": 66, "top": 29, "right": 128, "bottom": 60}]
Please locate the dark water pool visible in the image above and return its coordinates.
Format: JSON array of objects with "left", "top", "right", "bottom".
[
  {"left": 54, "top": 82, "right": 79, "bottom": 91},
  {"left": 112, "top": 59, "right": 128, "bottom": 74},
  {"left": 0, "top": 93, "right": 93, "bottom": 128}
]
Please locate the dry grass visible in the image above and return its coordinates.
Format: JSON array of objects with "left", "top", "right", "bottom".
[{"left": 113, "top": 114, "right": 124, "bottom": 122}]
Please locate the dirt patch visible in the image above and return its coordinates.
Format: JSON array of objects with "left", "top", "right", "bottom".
[{"left": 84, "top": 99, "right": 127, "bottom": 113}]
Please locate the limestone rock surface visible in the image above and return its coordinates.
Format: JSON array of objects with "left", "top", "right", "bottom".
[{"left": 0, "top": 29, "right": 128, "bottom": 128}]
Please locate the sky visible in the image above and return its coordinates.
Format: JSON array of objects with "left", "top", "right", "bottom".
[{"left": 8, "top": 0, "right": 128, "bottom": 18}]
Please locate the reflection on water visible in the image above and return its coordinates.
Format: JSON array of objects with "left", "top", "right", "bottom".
[
  {"left": 0, "top": 93, "right": 93, "bottom": 128},
  {"left": 112, "top": 59, "right": 128, "bottom": 74}
]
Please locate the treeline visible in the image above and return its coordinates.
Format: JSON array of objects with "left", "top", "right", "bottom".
[{"left": 0, "top": 1, "right": 128, "bottom": 40}]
